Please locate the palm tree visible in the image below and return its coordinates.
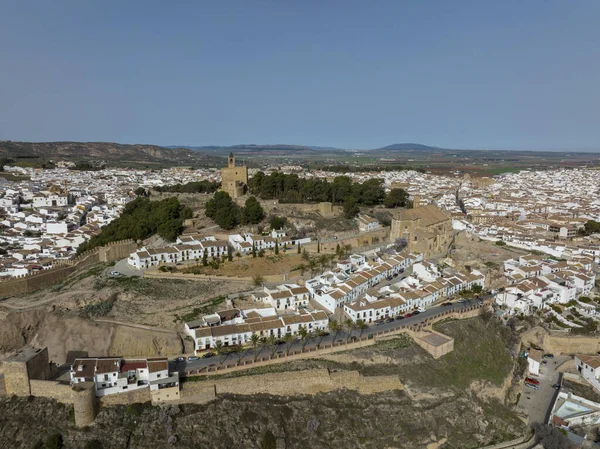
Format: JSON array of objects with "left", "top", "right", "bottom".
[
  {"left": 345, "top": 318, "right": 355, "bottom": 342},
  {"left": 316, "top": 329, "right": 328, "bottom": 349},
  {"left": 267, "top": 335, "right": 279, "bottom": 358},
  {"left": 250, "top": 333, "right": 260, "bottom": 361},
  {"left": 298, "top": 327, "right": 310, "bottom": 351},
  {"left": 330, "top": 319, "right": 341, "bottom": 343},
  {"left": 283, "top": 333, "right": 295, "bottom": 355},
  {"left": 230, "top": 343, "right": 244, "bottom": 364},
  {"left": 356, "top": 319, "right": 368, "bottom": 339},
  {"left": 214, "top": 341, "right": 225, "bottom": 365}
]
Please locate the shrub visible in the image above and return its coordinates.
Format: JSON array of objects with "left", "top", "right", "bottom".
[
  {"left": 495, "top": 240, "right": 506, "bottom": 246},
  {"left": 84, "top": 440, "right": 104, "bottom": 449},
  {"left": 579, "top": 296, "right": 592, "bottom": 303},
  {"left": 260, "top": 430, "right": 277, "bottom": 449},
  {"left": 45, "top": 434, "right": 63, "bottom": 449}
]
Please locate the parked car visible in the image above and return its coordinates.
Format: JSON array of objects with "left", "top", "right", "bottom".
[
  {"left": 525, "top": 383, "right": 539, "bottom": 390},
  {"left": 458, "top": 299, "right": 466, "bottom": 304},
  {"left": 405, "top": 313, "right": 413, "bottom": 318},
  {"left": 417, "top": 306, "right": 426, "bottom": 313},
  {"left": 375, "top": 319, "right": 385, "bottom": 325},
  {"left": 525, "top": 377, "right": 540, "bottom": 385},
  {"left": 174, "top": 357, "right": 185, "bottom": 363},
  {"left": 395, "top": 315, "right": 405, "bottom": 320},
  {"left": 110, "top": 271, "right": 121, "bottom": 276},
  {"left": 202, "top": 352, "right": 215, "bottom": 359},
  {"left": 542, "top": 360, "right": 548, "bottom": 365},
  {"left": 552, "top": 384, "right": 561, "bottom": 390},
  {"left": 442, "top": 302, "right": 453, "bottom": 306},
  {"left": 543, "top": 353, "right": 555, "bottom": 359},
  {"left": 412, "top": 310, "right": 421, "bottom": 315},
  {"left": 385, "top": 317, "right": 395, "bottom": 323},
  {"left": 187, "top": 356, "right": 199, "bottom": 361}
]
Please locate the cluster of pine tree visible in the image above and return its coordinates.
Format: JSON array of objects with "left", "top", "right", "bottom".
[
  {"left": 77, "top": 197, "right": 192, "bottom": 253},
  {"left": 205, "top": 192, "right": 265, "bottom": 230}
]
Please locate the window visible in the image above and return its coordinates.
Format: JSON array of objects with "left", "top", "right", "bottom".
[{"left": 157, "top": 374, "right": 161, "bottom": 378}]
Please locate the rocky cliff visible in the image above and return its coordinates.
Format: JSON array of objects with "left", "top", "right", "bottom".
[{"left": 0, "top": 388, "right": 525, "bottom": 449}]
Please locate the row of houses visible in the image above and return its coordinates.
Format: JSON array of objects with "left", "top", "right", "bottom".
[
  {"left": 127, "top": 230, "right": 310, "bottom": 269},
  {"left": 184, "top": 307, "right": 329, "bottom": 351},
  {"left": 495, "top": 254, "right": 596, "bottom": 315},
  {"left": 70, "top": 356, "right": 179, "bottom": 403},
  {"left": 307, "top": 253, "right": 421, "bottom": 313},
  {"left": 344, "top": 263, "right": 485, "bottom": 323}
]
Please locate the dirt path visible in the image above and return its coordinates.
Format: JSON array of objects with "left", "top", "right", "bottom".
[
  {"left": 93, "top": 318, "right": 178, "bottom": 335},
  {"left": 0, "top": 289, "right": 98, "bottom": 311}
]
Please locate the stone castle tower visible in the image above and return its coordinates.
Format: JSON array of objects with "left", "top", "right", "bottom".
[{"left": 221, "top": 152, "right": 248, "bottom": 199}]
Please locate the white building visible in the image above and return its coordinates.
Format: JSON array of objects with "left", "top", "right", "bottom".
[
  {"left": 70, "top": 356, "right": 179, "bottom": 401},
  {"left": 185, "top": 309, "right": 329, "bottom": 352},
  {"left": 356, "top": 214, "right": 380, "bottom": 232},
  {"left": 527, "top": 348, "right": 542, "bottom": 376}
]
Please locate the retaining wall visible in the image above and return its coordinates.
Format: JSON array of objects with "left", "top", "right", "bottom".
[{"left": 180, "top": 368, "right": 403, "bottom": 404}]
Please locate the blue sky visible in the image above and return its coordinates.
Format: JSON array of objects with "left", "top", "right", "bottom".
[{"left": 1, "top": 1, "right": 599, "bottom": 150}]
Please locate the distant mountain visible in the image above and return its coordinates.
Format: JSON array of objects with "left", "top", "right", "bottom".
[
  {"left": 372, "top": 143, "right": 444, "bottom": 152},
  {"left": 0, "top": 141, "right": 210, "bottom": 166},
  {"left": 165, "top": 143, "right": 348, "bottom": 155},
  {"left": 168, "top": 142, "right": 446, "bottom": 153}
]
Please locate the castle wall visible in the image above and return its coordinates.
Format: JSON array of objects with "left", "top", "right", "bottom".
[
  {"left": 99, "top": 387, "right": 151, "bottom": 406},
  {"left": 3, "top": 362, "right": 30, "bottom": 396},
  {"left": 180, "top": 368, "right": 403, "bottom": 404},
  {"left": 30, "top": 380, "right": 74, "bottom": 404},
  {"left": 0, "top": 240, "right": 135, "bottom": 298}
]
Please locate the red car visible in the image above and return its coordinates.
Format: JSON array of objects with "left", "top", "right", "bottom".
[
  {"left": 405, "top": 313, "right": 413, "bottom": 318},
  {"left": 525, "top": 377, "right": 540, "bottom": 385}
]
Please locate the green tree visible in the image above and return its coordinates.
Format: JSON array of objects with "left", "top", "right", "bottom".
[
  {"left": 45, "top": 434, "right": 63, "bottom": 449},
  {"left": 302, "top": 248, "right": 310, "bottom": 261},
  {"left": 202, "top": 251, "right": 208, "bottom": 266},
  {"left": 269, "top": 216, "right": 286, "bottom": 230},
  {"left": 252, "top": 243, "right": 257, "bottom": 258},
  {"left": 253, "top": 274, "right": 265, "bottom": 286},
  {"left": 260, "top": 430, "right": 277, "bottom": 449},
  {"left": 384, "top": 188, "right": 409, "bottom": 208},
  {"left": 258, "top": 249, "right": 265, "bottom": 257},
  {"left": 274, "top": 239, "right": 279, "bottom": 255},
  {"left": 134, "top": 187, "right": 147, "bottom": 197},
  {"left": 356, "top": 319, "right": 368, "bottom": 338},
  {"left": 345, "top": 318, "right": 356, "bottom": 342},
  {"left": 297, "top": 243, "right": 301, "bottom": 254},
  {"left": 283, "top": 333, "right": 295, "bottom": 355},
  {"left": 343, "top": 196, "right": 359, "bottom": 219},
  {"left": 330, "top": 319, "right": 341, "bottom": 342},
  {"left": 205, "top": 191, "right": 240, "bottom": 230},
  {"left": 317, "top": 240, "right": 321, "bottom": 253},
  {"left": 241, "top": 196, "right": 265, "bottom": 224},
  {"left": 227, "top": 244, "right": 233, "bottom": 262}
]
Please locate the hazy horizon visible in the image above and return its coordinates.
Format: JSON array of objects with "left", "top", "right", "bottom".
[{"left": 1, "top": 1, "right": 599, "bottom": 151}]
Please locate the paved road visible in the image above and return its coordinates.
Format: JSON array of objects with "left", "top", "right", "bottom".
[
  {"left": 518, "top": 355, "right": 568, "bottom": 425},
  {"left": 173, "top": 297, "right": 488, "bottom": 374}
]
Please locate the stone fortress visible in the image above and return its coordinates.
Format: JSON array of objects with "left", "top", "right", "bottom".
[
  {"left": 390, "top": 204, "right": 453, "bottom": 257},
  {"left": 221, "top": 152, "right": 248, "bottom": 199}
]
